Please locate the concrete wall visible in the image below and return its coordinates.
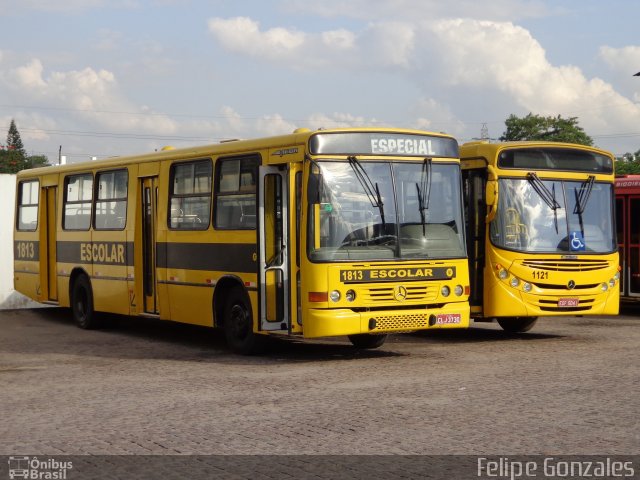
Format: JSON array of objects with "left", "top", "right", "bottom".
[{"left": 0, "top": 173, "right": 46, "bottom": 309}]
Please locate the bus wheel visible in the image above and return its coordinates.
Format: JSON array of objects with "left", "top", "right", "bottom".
[
  {"left": 224, "top": 288, "right": 265, "bottom": 355},
  {"left": 497, "top": 317, "right": 538, "bottom": 333},
  {"left": 348, "top": 334, "right": 388, "bottom": 349},
  {"left": 71, "top": 274, "right": 98, "bottom": 329}
]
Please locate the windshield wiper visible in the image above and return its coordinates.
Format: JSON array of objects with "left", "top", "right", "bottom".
[
  {"left": 574, "top": 175, "right": 595, "bottom": 215},
  {"left": 347, "top": 155, "right": 386, "bottom": 228},
  {"left": 415, "top": 158, "right": 432, "bottom": 236},
  {"left": 527, "top": 172, "right": 561, "bottom": 233},
  {"left": 573, "top": 175, "right": 595, "bottom": 237}
]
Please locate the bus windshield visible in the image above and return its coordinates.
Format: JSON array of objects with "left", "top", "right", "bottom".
[
  {"left": 490, "top": 177, "right": 616, "bottom": 254},
  {"left": 308, "top": 160, "right": 466, "bottom": 261}
]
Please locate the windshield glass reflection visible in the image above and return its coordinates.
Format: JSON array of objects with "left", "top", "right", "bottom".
[
  {"left": 490, "top": 178, "right": 615, "bottom": 253},
  {"left": 308, "top": 160, "right": 466, "bottom": 262}
]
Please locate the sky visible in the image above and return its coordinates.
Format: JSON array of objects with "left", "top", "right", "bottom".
[{"left": 0, "top": 0, "right": 639, "bottom": 164}]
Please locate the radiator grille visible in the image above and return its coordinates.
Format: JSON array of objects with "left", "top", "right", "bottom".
[
  {"left": 370, "top": 313, "right": 429, "bottom": 331},
  {"left": 362, "top": 284, "right": 438, "bottom": 303},
  {"left": 521, "top": 259, "right": 610, "bottom": 272}
]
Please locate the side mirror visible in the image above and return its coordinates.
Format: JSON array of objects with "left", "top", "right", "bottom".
[{"left": 485, "top": 179, "right": 498, "bottom": 223}]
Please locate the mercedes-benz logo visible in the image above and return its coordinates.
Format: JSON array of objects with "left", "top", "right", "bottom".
[
  {"left": 394, "top": 285, "right": 408, "bottom": 301},
  {"left": 567, "top": 280, "right": 576, "bottom": 290}
]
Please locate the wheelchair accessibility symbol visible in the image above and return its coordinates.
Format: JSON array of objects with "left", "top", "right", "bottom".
[{"left": 569, "top": 231, "right": 586, "bottom": 251}]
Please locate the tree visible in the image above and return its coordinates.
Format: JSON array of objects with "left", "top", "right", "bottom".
[
  {"left": 0, "top": 119, "right": 49, "bottom": 173},
  {"left": 6, "top": 119, "right": 25, "bottom": 155},
  {"left": 500, "top": 113, "right": 594, "bottom": 146},
  {"left": 615, "top": 149, "right": 640, "bottom": 175}
]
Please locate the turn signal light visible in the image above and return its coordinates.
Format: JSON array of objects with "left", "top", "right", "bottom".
[{"left": 308, "top": 291, "right": 328, "bottom": 302}]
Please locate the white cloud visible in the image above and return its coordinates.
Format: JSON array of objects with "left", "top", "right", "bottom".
[
  {"left": 208, "top": 17, "right": 305, "bottom": 59},
  {"left": 208, "top": 16, "right": 415, "bottom": 70},
  {"left": 11, "top": 59, "right": 47, "bottom": 89},
  {"left": 0, "top": 58, "right": 179, "bottom": 152},
  {"left": 411, "top": 98, "right": 466, "bottom": 137},
  {"left": 421, "top": 19, "right": 640, "bottom": 142},
  {"left": 208, "top": 14, "right": 640, "bottom": 152},
  {"left": 255, "top": 114, "right": 297, "bottom": 137},
  {"left": 305, "top": 112, "right": 380, "bottom": 130},
  {"left": 599, "top": 45, "right": 640, "bottom": 74}
]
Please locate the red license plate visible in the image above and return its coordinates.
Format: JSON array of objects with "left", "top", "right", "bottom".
[
  {"left": 436, "top": 313, "right": 462, "bottom": 325},
  {"left": 558, "top": 298, "right": 579, "bottom": 307}
]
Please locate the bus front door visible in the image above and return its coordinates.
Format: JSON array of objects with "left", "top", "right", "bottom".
[{"left": 258, "top": 166, "right": 290, "bottom": 331}]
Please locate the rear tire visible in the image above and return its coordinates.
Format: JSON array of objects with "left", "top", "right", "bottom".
[
  {"left": 348, "top": 334, "right": 388, "bottom": 349},
  {"left": 71, "top": 274, "right": 98, "bottom": 329},
  {"left": 497, "top": 317, "right": 538, "bottom": 333},
  {"left": 224, "top": 287, "right": 266, "bottom": 355}
]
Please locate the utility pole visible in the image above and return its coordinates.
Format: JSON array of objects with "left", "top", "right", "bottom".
[{"left": 480, "top": 123, "right": 489, "bottom": 141}]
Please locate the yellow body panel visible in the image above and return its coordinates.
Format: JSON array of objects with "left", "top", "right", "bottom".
[{"left": 304, "top": 302, "right": 470, "bottom": 338}]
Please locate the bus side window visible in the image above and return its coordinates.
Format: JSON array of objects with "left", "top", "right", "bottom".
[
  {"left": 17, "top": 180, "right": 39, "bottom": 231},
  {"left": 168, "top": 159, "right": 212, "bottom": 230},
  {"left": 214, "top": 155, "right": 258, "bottom": 230},
  {"left": 95, "top": 169, "right": 128, "bottom": 230},
  {"left": 63, "top": 173, "right": 93, "bottom": 231}
]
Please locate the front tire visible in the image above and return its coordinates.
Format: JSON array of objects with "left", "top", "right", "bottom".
[
  {"left": 348, "top": 333, "right": 388, "bottom": 349},
  {"left": 224, "top": 287, "right": 266, "bottom": 355},
  {"left": 497, "top": 317, "right": 538, "bottom": 333},
  {"left": 71, "top": 274, "right": 98, "bottom": 329}
]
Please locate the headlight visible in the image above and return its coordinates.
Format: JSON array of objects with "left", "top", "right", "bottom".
[
  {"left": 454, "top": 285, "right": 464, "bottom": 296},
  {"left": 345, "top": 289, "right": 356, "bottom": 302},
  {"left": 614, "top": 272, "right": 620, "bottom": 281},
  {"left": 330, "top": 290, "right": 341, "bottom": 302},
  {"left": 441, "top": 286, "right": 451, "bottom": 297},
  {"left": 510, "top": 277, "right": 520, "bottom": 288},
  {"left": 601, "top": 283, "right": 608, "bottom": 292},
  {"left": 523, "top": 282, "right": 532, "bottom": 292},
  {"left": 499, "top": 269, "right": 509, "bottom": 280}
]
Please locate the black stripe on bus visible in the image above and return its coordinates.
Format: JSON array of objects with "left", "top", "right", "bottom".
[
  {"left": 36, "top": 240, "right": 257, "bottom": 273},
  {"left": 156, "top": 242, "right": 257, "bottom": 273}
]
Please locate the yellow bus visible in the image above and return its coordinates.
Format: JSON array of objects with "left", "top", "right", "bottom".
[
  {"left": 460, "top": 141, "right": 619, "bottom": 332},
  {"left": 14, "top": 127, "right": 470, "bottom": 353}
]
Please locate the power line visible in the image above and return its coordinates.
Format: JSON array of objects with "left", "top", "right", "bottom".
[{"left": 6, "top": 126, "right": 220, "bottom": 143}]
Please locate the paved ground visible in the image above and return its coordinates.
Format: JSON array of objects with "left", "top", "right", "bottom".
[{"left": 0, "top": 306, "right": 638, "bottom": 460}]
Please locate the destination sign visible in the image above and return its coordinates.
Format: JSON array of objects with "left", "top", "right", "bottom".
[
  {"left": 340, "top": 266, "right": 455, "bottom": 283},
  {"left": 498, "top": 147, "right": 613, "bottom": 173},
  {"left": 310, "top": 132, "right": 459, "bottom": 158}
]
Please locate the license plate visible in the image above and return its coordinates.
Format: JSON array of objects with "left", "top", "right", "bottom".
[
  {"left": 558, "top": 298, "right": 579, "bottom": 307},
  {"left": 436, "top": 313, "right": 462, "bottom": 324}
]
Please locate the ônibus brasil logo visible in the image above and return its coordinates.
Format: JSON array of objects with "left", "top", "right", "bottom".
[{"left": 8, "top": 456, "right": 73, "bottom": 479}]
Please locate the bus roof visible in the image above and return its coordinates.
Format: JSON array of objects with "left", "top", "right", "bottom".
[
  {"left": 17, "top": 127, "right": 457, "bottom": 179},
  {"left": 459, "top": 140, "right": 614, "bottom": 160}
]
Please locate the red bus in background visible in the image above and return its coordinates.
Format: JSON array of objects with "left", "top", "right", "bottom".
[{"left": 615, "top": 175, "right": 640, "bottom": 301}]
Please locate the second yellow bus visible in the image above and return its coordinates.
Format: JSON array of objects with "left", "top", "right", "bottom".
[{"left": 461, "top": 141, "right": 619, "bottom": 332}]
